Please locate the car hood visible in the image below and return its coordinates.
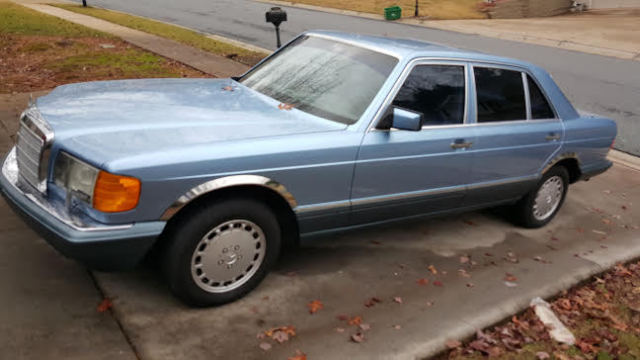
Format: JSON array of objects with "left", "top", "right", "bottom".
[{"left": 36, "top": 78, "right": 345, "bottom": 167}]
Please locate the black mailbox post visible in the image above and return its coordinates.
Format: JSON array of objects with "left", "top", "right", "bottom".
[{"left": 265, "top": 7, "right": 287, "bottom": 48}]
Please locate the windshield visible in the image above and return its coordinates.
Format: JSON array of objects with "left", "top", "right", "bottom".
[{"left": 239, "top": 35, "right": 398, "bottom": 125}]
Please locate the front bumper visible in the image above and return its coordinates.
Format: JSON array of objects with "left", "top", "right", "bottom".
[{"left": 1, "top": 148, "right": 165, "bottom": 270}]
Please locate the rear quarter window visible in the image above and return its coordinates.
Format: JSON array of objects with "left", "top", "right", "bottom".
[{"left": 527, "top": 75, "right": 555, "bottom": 119}]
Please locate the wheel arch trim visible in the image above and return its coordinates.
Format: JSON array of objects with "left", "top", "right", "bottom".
[
  {"left": 160, "top": 175, "right": 298, "bottom": 221},
  {"left": 541, "top": 152, "right": 581, "bottom": 175}
]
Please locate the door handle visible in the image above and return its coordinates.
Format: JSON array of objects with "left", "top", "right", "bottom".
[
  {"left": 545, "top": 133, "right": 561, "bottom": 141},
  {"left": 450, "top": 140, "right": 473, "bottom": 149}
]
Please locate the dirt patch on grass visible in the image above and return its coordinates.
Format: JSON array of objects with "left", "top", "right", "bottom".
[
  {"left": 0, "top": 34, "right": 208, "bottom": 93},
  {"left": 440, "top": 261, "right": 640, "bottom": 359}
]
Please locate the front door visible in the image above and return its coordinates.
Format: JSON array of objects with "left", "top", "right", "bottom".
[
  {"left": 465, "top": 65, "right": 563, "bottom": 205},
  {"left": 351, "top": 62, "right": 475, "bottom": 225}
]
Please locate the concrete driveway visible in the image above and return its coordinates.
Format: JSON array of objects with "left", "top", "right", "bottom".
[{"left": 1, "top": 94, "right": 639, "bottom": 359}]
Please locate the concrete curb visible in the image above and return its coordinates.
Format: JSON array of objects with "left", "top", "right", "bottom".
[
  {"left": 253, "top": 0, "right": 640, "bottom": 62},
  {"left": 609, "top": 149, "right": 640, "bottom": 170}
]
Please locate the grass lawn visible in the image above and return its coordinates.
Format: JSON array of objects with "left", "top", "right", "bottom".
[
  {"left": 0, "top": 0, "right": 207, "bottom": 93},
  {"left": 53, "top": 4, "right": 267, "bottom": 66},
  {"left": 439, "top": 261, "right": 640, "bottom": 359},
  {"left": 285, "top": 0, "right": 486, "bottom": 20}
]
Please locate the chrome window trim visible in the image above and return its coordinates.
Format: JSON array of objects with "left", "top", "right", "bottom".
[
  {"left": 524, "top": 73, "right": 560, "bottom": 121},
  {"left": 367, "top": 59, "right": 470, "bottom": 132},
  {"left": 160, "top": 175, "right": 298, "bottom": 221},
  {"left": 522, "top": 72, "right": 532, "bottom": 120}
]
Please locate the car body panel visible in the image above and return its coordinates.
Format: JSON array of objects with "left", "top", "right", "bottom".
[{"left": 0, "top": 30, "right": 617, "bottom": 270}]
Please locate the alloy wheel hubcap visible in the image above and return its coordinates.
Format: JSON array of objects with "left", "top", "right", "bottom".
[
  {"left": 191, "top": 219, "right": 266, "bottom": 293},
  {"left": 532, "top": 176, "right": 564, "bottom": 221}
]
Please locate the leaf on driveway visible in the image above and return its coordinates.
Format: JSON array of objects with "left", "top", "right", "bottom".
[
  {"left": 428, "top": 265, "right": 438, "bottom": 274},
  {"left": 288, "top": 350, "right": 307, "bottom": 360},
  {"left": 221, "top": 85, "right": 235, "bottom": 91},
  {"left": 348, "top": 316, "right": 362, "bottom": 326},
  {"left": 459, "top": 255, "right": 470, "bottom": 264},
  {"left": 307, "top": 300, "right": 324, "bottom": 314},
  {"left": 458, "top": 269, "right": 471, "bottom": 278},
  {"left": 592, "top": 229, "right": 607, "bottom": 236},
  {"left": 466, "top": 282, "right": 474, "bottom": 288},
  {"left": 264, "top": 325, "right": 296, "bottom": 344},
  {"left": 393, "top": 297, "right": 403, "bottom": 304},
  {"left": 504, "top": 273, "right": 517, "bottom": 282},
  {"left": 393, "top": 324, "right": 402, "bottom": 330},
  {"left": 97, "top": 298, "right": 112, "bottom": 313},
  {"left": 336, "top": 327, "right": 345, "bottom": 333},
  {"left": 504, "top": 281, "right": 518, "bottom": 288},
  {"left": 359, "top": 323, "right": 371, "bottom": 331},
  {"left": 271, "top": 331, "right": 289, "bottom": 344},
  {"left": 433, "top": 280, "right": 443, "bottom": 287},
  {"left": 336, "top": 314, "right": 348, "bottom": 321},
  {"left": 417, "top": 278, "right": 429, "bottom": 286},
  {"left": 463, "top": 219, "right": 476, "bottom": 226},
  {"left": 259, "top": 342, "right": 272, "bottom": 351},
  {"left": 364, "top": 297, "right": 382, "bottom": 307},
  {"left": 504, "top": 252, "right": 519, "bottom": 263},
  {"left": 351, "top": 332, "right": 365, "bottom": 343}
]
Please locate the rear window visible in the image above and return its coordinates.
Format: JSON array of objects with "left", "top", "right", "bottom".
[{"left": 474, "top": 67, "right": 526, "bottom": 122}]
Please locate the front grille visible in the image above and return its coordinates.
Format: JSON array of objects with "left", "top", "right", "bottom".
[{"left": 15, "top": 107, "right": 53, "bottom": 192}]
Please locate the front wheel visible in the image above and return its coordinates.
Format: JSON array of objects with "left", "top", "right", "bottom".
[
  {"left": 162, "top": 198, "right": 281, "bottom": 307},
  {"left": 514, "top": 166, "right": 569, "bottom": 228}
]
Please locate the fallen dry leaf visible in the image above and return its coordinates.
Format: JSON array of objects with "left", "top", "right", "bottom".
[
  {"left": 445, "top": 339, "right": 462, "bottom": 349},
  {"left": 428, "top": 265, "right": 438, "bottom": 274},
  {"left": 364, "top": 297, "right": 382, "bottom": 307},
  {"left": 97, "top": 298, "right": 112, "bottom": 313},
  {"left": 393, "top": 297, "right": 403, "bottom": 304},
  {"left": 504, "top": 273, "right": 518, "bottom": 282},
  {"left": 348, "top": 316, "right": 362, "bottom": 326},
  {"left": 336, "top": 314, "right": 348, "bottom": 321},
  {"left": 460, "top": 255, "right": 470, "bottom": 264},
  {"left": 307, "top": 300, "right": 324, "bottom": 314},
  {"left": 288, "top": 350, "right": 307, "bottom": 360},
  {"left": 393, "top": 324, "right": 402, "bottom": 330},
  {"left": 336, "top": 327, "right": 345, "bottom": 333},
  {"left": 351, "top": 332, "right": 365, "bottom": 343},
  {"left": 278, "top": 103, "right": 294, "bottom": 110},
  {"left": 259, "top": 342, "right": 272, "bottom": 351},
  {"left": 466, "top": 282, "right": 474, "bottom": 288},
  {"left": 271, "top": 331, "right": 289, "bottom": 344},
  {"left": 417, "top": 278, "right": 429, "bottom": 286},
  {"left": 463, "top": 219, "right": 476, "bottom": 226},
  {"left": 359, "top": 323, "right": 371, "bottom": 331},
  {"left": 221, "top": 85, "right": 234, "bottom": 91},
  {"left": 433, "top": 280, "right": 443, "bottom": 287},
  {"left": 458, "top": 269, "right": 471, "bottom": 278}
]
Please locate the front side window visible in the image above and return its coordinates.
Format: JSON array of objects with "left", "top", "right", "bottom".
[
  {"left": 474, "top": 67, "right": 526, "bottom": 122},
  {"left": 392, "top": 64, "right": 466, "bottom": 126},
  {"left": 239, "top": 36, "right": 398, "bottom": 125},
  {"left": 527, "top": 75, "right": 555, "bottom": 119}
]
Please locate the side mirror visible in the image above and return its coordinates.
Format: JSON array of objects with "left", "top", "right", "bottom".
[{"left": 391, "top": 107, "right": 423, "bottom": 131}]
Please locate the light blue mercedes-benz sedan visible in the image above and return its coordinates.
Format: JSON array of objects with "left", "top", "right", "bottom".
[{"left": 0, "top": 31, "right": 616, "bottom": 306}]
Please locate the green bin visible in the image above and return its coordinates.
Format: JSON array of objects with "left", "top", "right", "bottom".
[{"left": 384, "top": 6, "right": 402, "bottom": 20}]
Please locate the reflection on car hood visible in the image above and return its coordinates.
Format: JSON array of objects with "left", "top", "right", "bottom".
[{"left": 36, "top": 78, "right": 345, "bottom": 166}]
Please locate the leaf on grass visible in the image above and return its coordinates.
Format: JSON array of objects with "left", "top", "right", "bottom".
[
  {"left": 259, "top": 342, "right": 272, "bottom": 351},
  {"left": 417, "top": 278, "right": 429, "bottom": 286},
  {"left": 535, "top": 351, "right": 550, "bottom": 359},
  {"left": 97, "top": 298, "right": 112, "bottom": 313},
  {"left": 351, "top": 332, "right": 365, "bottom": 343},
  {"left": 428, "top": 265, "right": 438, "bottom": 274},
  {"left": 393, "top": 296, "right": 403, "bottom": 304},
  {"left": 307, "top": 300, "right": 324, "bottom": 314}
]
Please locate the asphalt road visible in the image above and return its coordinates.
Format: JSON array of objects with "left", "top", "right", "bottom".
[{"left": 74, "top": 0, "right": 640, "bottom": 155}]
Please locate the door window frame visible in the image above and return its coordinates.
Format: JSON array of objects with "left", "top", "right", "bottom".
[
  {"left": 469, "top": 62, "right": 559, "bottom": 125},
  {"left": 368, "top": 59, "right": 471, "bottom": 132}
]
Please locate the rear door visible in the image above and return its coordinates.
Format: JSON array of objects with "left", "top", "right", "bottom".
[
  {"left": 465, "top": 64, "right": 563, "bottom": 206},
  {"left": 350, "top": 61, "right": 475, "bottom": 225}
]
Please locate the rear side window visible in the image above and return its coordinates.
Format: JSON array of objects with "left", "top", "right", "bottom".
[
  {"left": 474, "top": 67, "right": 526, "bottom": 122},
  {"left": 392, "top": 64, "right": 465, "bottom": 126},
  {"left": 527, "top": 76, "right": 555, "bottom": 119}
]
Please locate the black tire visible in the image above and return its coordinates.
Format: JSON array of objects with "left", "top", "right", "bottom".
[
  {"left": 513, "top": 166, "right": 569, "bottom": 228},
  {"left": 162, "top": 198, "right": 281, "bottom": 307}
]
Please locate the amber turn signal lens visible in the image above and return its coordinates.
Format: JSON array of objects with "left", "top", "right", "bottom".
[{"left": 92, "top": 171, "right": 140, "bottom": 212}]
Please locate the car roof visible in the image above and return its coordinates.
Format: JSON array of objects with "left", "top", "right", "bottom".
[{"left": 305, "top": 30, "right": 534, "bottom": 69}]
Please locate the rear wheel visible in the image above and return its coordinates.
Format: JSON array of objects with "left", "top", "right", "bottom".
[
  {"left": 162, "top": 198, "right": 281, "bottom": 307},
  {"left": 514, "top": 166, "right": 569, "bottom": 228}
]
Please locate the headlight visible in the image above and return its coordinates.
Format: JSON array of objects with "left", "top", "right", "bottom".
[{"left": 54, "top": 152, "right": 140, "bottom": 212}]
